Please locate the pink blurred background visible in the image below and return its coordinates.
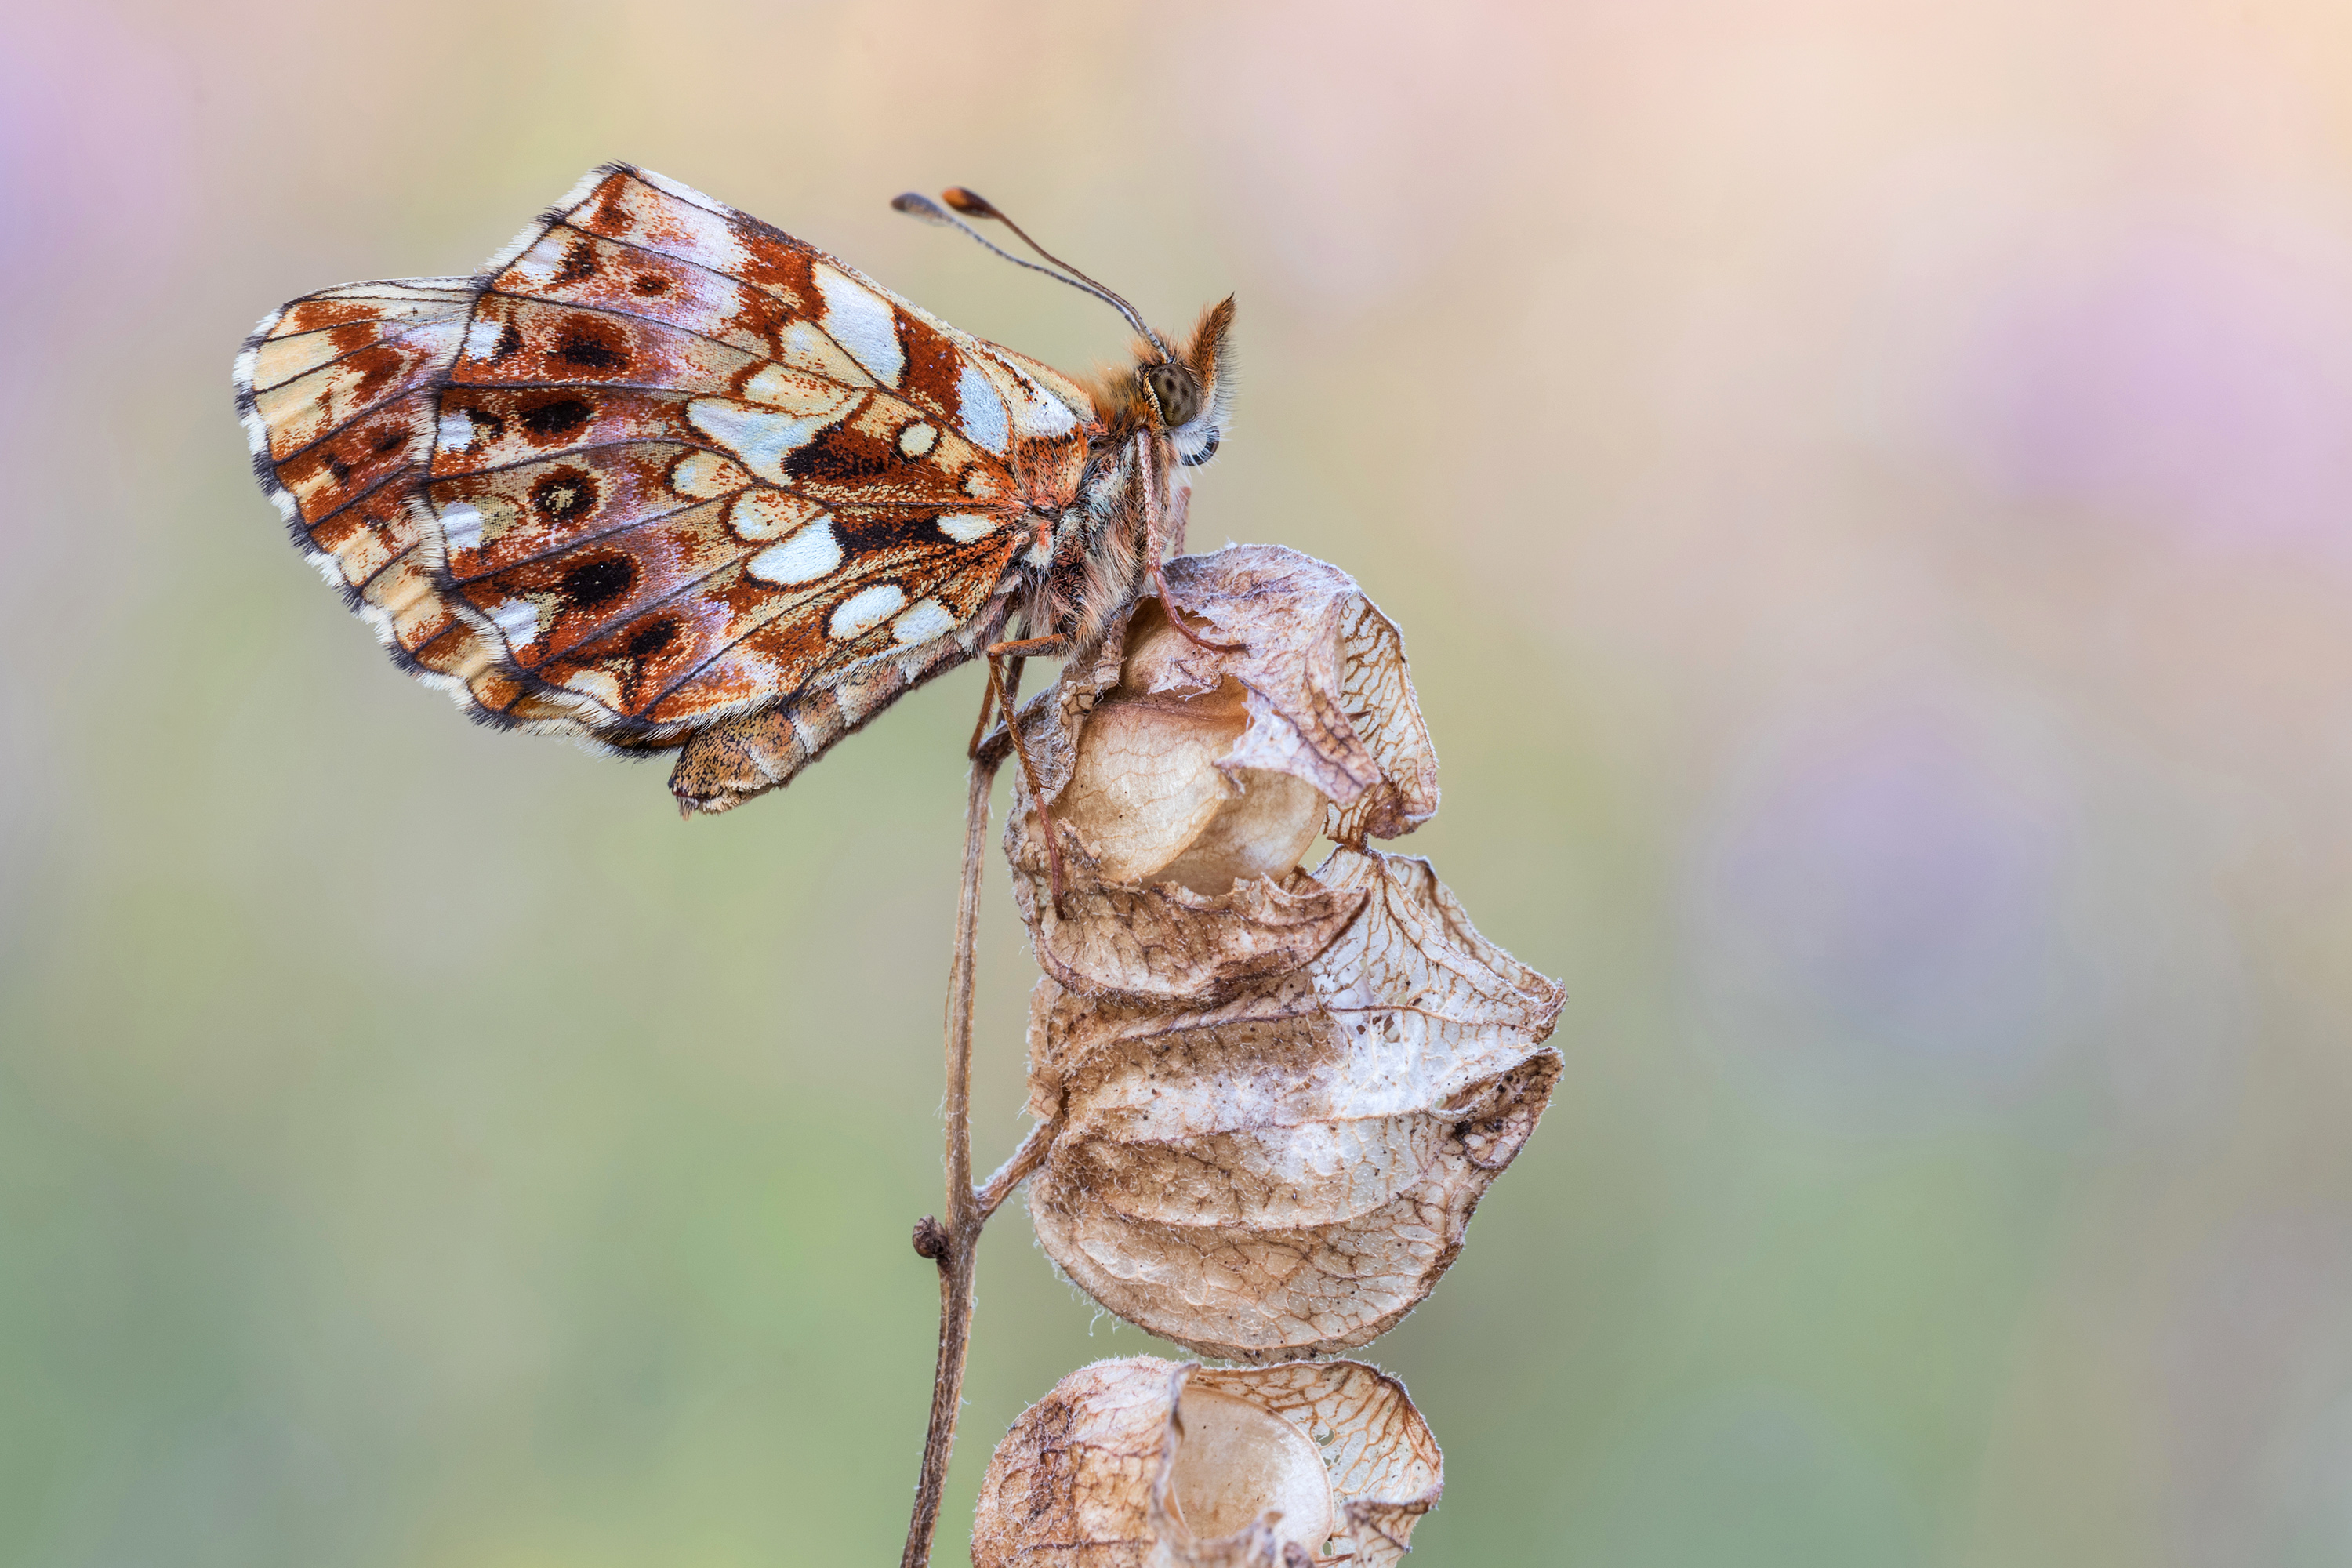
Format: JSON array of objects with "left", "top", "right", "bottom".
[{"left": 6, "top": 1, "right": 2352, "bottom": 1562}]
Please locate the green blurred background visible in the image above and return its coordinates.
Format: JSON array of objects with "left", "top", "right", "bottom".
[{"left": 8, "top": 0, "right": 2352, "bottom": 1562}]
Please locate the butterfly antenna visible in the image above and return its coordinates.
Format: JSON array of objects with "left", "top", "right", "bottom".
[
  {"left": 891, "top": 188, "right": 1167, "bottom": 358},
  {"left": 942, "top": 187, "right": 1166, "bottom": 354}
]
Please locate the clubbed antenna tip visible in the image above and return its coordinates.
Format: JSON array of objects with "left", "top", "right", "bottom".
[
  {"left": 941, "top": 187, "right": 1001, "bottom": 220},
  {"left": 891, "top": 192, "right": 955, "bottom": 224}
]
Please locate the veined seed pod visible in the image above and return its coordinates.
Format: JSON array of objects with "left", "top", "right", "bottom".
[
  {"left": 1025, "top": 846, "right": 1563, "bottom": 1359},
  {"left": 996, "top": 546, "right": 1564, "bottom": 1360},
  {"left": 1004, "top": 546, "right": 1439, "bottom": 1007},
  {"left": 971, "top": 1356, "right": 1441, "bottom": 1568}
]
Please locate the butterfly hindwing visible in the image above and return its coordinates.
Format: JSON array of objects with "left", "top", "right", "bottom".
[{"left": 235, "top": 279, "right": 591, "bottom": 728}]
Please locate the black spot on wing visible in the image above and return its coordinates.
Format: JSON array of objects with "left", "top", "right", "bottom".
[
  {"left": 554, "top": 237, "right": 597, "bottom": 285},
  {"left": 784, "top": 424, "right": 897, "bottom": 486},
  {"left": 556, "top": 332, "right": 627, "bottom": 369},
  {"left": 561, "top": 556, "right": 633, "bottom": 608},
  {"left": 626, "top": 619, "right": 677, "bottom": 659},
  {"left": 517, "top": 397, "right": 593, "bottom": 438},
  {"left": 530, "top": 469, "right": 597, "bottom": 520}
]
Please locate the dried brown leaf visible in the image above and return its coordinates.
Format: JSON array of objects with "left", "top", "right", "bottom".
[
  {"left": 1023, "top": 847, "right": 1565, "bottom": 1361},
  {"left": 971, "top": 1357, "right": 1440, "bottom": 1568}
]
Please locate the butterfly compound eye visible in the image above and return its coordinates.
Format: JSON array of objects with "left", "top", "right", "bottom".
[{"left": 1143, "top": 362, "right": 1202, "bottom": 428}]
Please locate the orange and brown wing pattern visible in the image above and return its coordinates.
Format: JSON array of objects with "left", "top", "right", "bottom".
[
  {"left": 236, "top": 164, "right": 1105, "bottom": 779},
  {"left": 234, "top": 279, "right": 590, "bottom": 728}
]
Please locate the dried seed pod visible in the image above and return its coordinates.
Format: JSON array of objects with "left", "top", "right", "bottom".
[
  {"left": 971, "top": 1356, "right": 1441, "bottom": 1568},
  {"left": 1004, "top": 546, "right": 1437, "bottom": 1005},
  {"left": 1018, "top": 866, "right": 1370, "bottom": 1010},
  {"left": 1024, "top": 847, "right": 1565, "bottom": 1361}
]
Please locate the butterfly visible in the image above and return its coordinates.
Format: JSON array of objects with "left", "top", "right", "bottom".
[{"left": 234, "top": 164, "right": 1234, "bottom": 817}]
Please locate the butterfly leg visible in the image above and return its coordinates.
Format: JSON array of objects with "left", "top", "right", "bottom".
[
  {"left": 1139, "top": 445, "right": 1243, "bottom": 655},
  {"left": 986, "top": 652, "right": 1069, "bottom": 918},
  {"left": 1150, "top": 550, "right": 1243, "bottom": 653},
  {"left": 966, "top": 654, "right": 1022, "bottom": 758},
  {"left": 984, "top": 633, "right": 1069, "bottom": 659}
]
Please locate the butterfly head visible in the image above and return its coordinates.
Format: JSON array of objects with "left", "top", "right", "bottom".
[
  {"left": 897, "top": 187, "right": 1233, "bottom": 466},
  {"left": 1135, "top": 297, "right": 1235, "bottom": 468}
]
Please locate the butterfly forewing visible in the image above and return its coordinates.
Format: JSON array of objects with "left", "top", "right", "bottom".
[{"left": 237, "top": 163, "right": 1107, "bottom": 779}]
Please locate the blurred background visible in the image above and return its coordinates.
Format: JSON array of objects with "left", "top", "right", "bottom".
[{"left": 6, "top": 0, "right": 2352, "bottom": 1562}]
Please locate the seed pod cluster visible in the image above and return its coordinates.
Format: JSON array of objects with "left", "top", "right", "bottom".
[
  {"left": 973, "top": 546, "right": 1565, "bottom": 1561},
  {"left": 1003, "top": 546, "right": 1563, "bottom": 1359}
]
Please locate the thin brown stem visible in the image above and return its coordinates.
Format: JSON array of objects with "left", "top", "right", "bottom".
[{"left": 900, "top": 754, "right": 1002, "bottom": 1568}]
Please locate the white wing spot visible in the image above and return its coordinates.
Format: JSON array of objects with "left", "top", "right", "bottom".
[
  {"left": 491, "top": 599, "right": 542, "bottom": 649},
  {"left": 742, "top": 363, "right": 862, "bottom": 414},
  {"left": 891, "top": 596, "right": 958, "bottom": 646},
  {"left": 439, "top": 502, "right": 484, "bottom": 552},
  {"left": 437, "top": 411, "right": 475, "bottom": 451},
  {"left": 503, "top": 237, "right": 562, "bottom": 288},
  {"left": 956, "top": 364, "right": 1009, "bottom": 454},
  {"left": 829, "top": 583, "right": 907, "bottom": 641},
  {"left": 688, "top": 397, "right": 854, "bottom": 485},
  {"left": 670, "top": 449, "right": 748, "bottom": 499},
  {"left": 1001, "top": 364, "right": 1080, "bottom": 438},
  {"left": 897, "top": 421, "right": 938, "bottom": 459},
  {"left": 779, "top": 321, "right": 872, "bottom": 387},
  {"left": 463, "top": 315, "right": 506, "bottom": 361},
  {"left": 745, "top": 518, "right": 843, "bottom": 585},
  {"left": 812, "top": 265, "right": 904, "bottom": 387},
  {"left": 728, "top": 489, "right": 822, "bottom": 543},
  {"left": 937, "top": 513, "right": 1002, "bottom": 544}
]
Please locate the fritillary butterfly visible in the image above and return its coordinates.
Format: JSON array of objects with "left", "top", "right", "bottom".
[{"left": 234, "top": 165, "right": 1232, "bottom": 815}]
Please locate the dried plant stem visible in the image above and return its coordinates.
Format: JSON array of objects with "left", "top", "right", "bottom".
[
  {"left": 976, "top": 1117, "right": 1054, "bottom": 1222},
  {"left": 901, "top": 755, "right": 996, "bottom": 1568},
  {"left": 901, "top": 746, "right": 1059, "bottom": 1568}
]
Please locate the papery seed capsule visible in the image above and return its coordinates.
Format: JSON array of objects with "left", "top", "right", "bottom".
[
  {"left": 1024, "top": 848, "right": 1563, "bottom": 1361},
  {"left": 1002, "top": 546, "right": 1442, "bottom": 1006},
  {"left": 1165, "top": 1389, "right": 1334, "bottom": 1546},
  {"left": 971, "top": 1356, "right": 1441, "bottom": 1568}
]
